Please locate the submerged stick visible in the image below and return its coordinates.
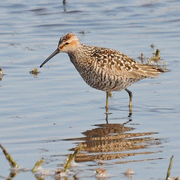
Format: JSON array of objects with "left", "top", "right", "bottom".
[
  {"left": 166, "top": 155, "right": 174, "bottom": 180},
  {"left": 0, "top": 144, "right": 19, "bottom": 168}
]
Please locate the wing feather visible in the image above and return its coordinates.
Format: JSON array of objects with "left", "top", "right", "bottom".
[{"left": 91, "top": 47, "right": 162, "bottom": 80}]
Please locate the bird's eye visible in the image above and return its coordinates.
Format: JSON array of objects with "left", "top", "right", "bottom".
[{"left": 65, "top": 42, "right": 69, "bottom": 45}]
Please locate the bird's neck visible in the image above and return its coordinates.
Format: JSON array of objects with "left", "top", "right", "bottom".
[
  {"left": 67, "top": 44, "right": 92, "bottom": 73},
  {"left": 68, "top": 44, "right": 89, "bottom": 64}
]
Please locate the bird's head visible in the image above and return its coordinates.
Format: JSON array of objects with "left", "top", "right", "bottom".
[{"left": 40, "top": 33, "right": 80, "bottom": 68}]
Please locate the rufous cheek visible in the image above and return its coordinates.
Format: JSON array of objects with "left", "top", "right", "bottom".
[
  {"left": 59, "top": 44, "right": 65, "bottom": 51},
  {"left": 68, "top": 40, "right": 77, "bottom": 47}
]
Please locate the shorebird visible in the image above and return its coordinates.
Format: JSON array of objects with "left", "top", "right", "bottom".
[{"left": 40, "top": 33, "right": 164, "bottom": 112}]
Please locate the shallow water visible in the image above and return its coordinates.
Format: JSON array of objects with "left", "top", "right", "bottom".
[{"left": 0, "top": 0, "right": 180, "bottom": 179}]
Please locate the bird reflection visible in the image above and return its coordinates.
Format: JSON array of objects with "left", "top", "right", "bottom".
[
  {"left": 105, "top": 111, "right": 132, "bottom": 124},
  {"left": 65, "top": 114, "right": 162, "bottom": 164}
]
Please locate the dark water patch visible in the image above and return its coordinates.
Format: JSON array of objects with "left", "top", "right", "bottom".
[
  {"left": 35, "top": 23, "right": 69, "bottom": 28},
  {"left": 29, "top": 8, "right": 47, "bottom": 12},
  {"left": 28, "top": 8, "right": 49, "bottom": 16},
  {"left": 63, "top": 10, "right": 83, "bottom": 13},
  {"left": 139, "top": 2, "right": 167, "bottom": 8}
]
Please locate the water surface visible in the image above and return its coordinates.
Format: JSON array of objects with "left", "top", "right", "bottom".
[{"left": 0, "top": 0, "right": 180, "bottom": 179}]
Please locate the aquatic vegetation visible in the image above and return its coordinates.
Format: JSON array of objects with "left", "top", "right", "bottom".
[
  {"left": 139, "top": 44, "right": 167, "bottom": 71},
  {"left": 166, "top": 156, "right": 177, "bottom": 180},
  {"left": 95, "top": 168, "right": 108, "bottom": 178},
  {"left": 63, "top": 145, "right": 81, "bottom": 172},
  {"left": 0, "top": 144, "right": 19, "bottom": 169},
  {"left": 149, "top": 49, "right": 161, "bottom": 64},
  {"left": 32, "top": 159, "right": 45, "bottom": 173},
  {"left": 0, "top": 143, "right": 81, "bottom": 179},
  {"left": 29, "top": 68, "right": 40, "bottom": 78}
]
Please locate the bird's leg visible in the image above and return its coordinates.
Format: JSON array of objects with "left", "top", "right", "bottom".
[
  {"left": 106, "top": 91, "right": 109, "bottom": 112},
  {"left": 125, "top": 88, "right": 133, "bottom": 110},
  {"left": 105, "top": 112, "right": 109, "bottom": 124}
]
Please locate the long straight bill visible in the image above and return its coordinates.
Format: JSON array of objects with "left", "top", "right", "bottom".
[{"left": 40, "top": 48, "right": 60, "bottom": 68}]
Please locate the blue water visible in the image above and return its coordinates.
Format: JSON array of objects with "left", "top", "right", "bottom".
[{"left": 0, "top": 0, "right": 180, "bottom": 179}]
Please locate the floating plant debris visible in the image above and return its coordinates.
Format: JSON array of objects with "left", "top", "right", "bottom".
[
  {"left": 29, "top": 68, "right": 40, "bottom": 78},
  {"left": 139, "top": 44, "right": 167, "bottom": 71},
  {"left": 95, "top": 168, "right": 108, "bottom": 177}
]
